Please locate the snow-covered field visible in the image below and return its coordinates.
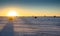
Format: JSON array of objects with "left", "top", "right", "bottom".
[{"left": 0, "top": 16, "right": 60, "bottom": 36}]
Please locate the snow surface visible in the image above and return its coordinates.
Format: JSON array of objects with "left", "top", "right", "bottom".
[{"left": 0, "top": 16, "right": 60, "bottom": 36}]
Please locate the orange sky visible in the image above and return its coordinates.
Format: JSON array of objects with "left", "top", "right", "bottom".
[{"left": 0, "top": 6, "right": 60, "bottom": 16}]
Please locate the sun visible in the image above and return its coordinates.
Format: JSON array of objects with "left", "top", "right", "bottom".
[{"left": 7, "top": 10, "right": 17, "bottom": 16}]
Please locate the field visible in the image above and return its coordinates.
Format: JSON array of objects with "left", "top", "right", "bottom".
[{"left": 0, "top": 16, "right": 60, "bottom": 36}]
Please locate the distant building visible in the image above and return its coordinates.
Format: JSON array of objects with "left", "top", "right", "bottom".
[
  {"left": 34, "top": 16, "right": 37, "bottom": 19},
  {"left": 53, "top": 16, "right": 56, "bottom": 18}
]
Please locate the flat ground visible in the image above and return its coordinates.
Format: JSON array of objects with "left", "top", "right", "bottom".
[{"left": 0, "top": 16, "right": 60, "bottom": 36}]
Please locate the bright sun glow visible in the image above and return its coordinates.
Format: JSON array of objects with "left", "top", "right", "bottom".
[{"left": 7, "top": 10, "right": 17, "bottom": 16}]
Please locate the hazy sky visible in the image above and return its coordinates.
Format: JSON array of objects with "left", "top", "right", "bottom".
[{"left": 0, "top": 0, "right": 60, "bottom": 16}]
